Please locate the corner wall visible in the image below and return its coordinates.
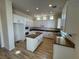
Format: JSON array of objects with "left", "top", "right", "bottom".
[
  {"left": 62, "top": 0, "right": 79, "bottom": 59},
  {"left": 0, "top": 0, "right": 15, "bottom": 50}
]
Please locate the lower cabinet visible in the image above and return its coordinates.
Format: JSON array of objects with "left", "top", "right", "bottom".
[
  {"left": 53, "top": 44, "right": 75, "bottom": 59},
  {"left": 26, "top": 34, "right": 43, "bottom": 52}
]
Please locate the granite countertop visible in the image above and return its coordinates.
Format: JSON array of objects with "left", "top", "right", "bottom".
[
  {"left": 26, "top": 32, "right": 42, "bottom": 38},
  {"left": 54, "top": 36, "right": 75, "bottom": 48},
  {"left": 30, "top": 27, "right": 60, "bottom": 32}
]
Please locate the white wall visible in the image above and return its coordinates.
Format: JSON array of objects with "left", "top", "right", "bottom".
[
  {"left": 33, "top": 20, "right": 57, "bottom": 28},
  {"left": 62, "top": 0, "right": 79, "bottom": 59},
  {"left": 0, "top": 0, "right": 15, "bottom": 50}
]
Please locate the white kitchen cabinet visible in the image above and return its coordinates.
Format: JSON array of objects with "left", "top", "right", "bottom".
[
  {"left": 26, "top": 33, "right": 43, "bottom": 52},
  {"left": 53, "top": 44, "right": 75, "bottom": 59},
  {"left": 13, "top": 14, "right": 26, "bottom": 24}
]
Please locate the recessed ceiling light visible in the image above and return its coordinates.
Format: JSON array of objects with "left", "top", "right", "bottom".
[
  {"left": 49, "top": 4, "right": 52, "bottom": 7},
  {"left": 26, "top": 10, "right": 30, "bottom": 12},
  {"left": 36, "top": 8, "right": 39, "bottom": 10},
  {"left": 50, "top": 16, "right": 54, "bottom": 20},
  {"left": 36, "top": 17, "right": 41, "bottom": 20}
]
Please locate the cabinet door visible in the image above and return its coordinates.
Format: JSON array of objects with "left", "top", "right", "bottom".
[
  {"left": 37, "top": 34, "right": 43, "bottom": 43},
  {"left": 13, "top": 14, "right": 26, "bottom": 24},
  {"left": 27, "top": 38, "right": 38, "bottom": 52},
  {"left": 13, "top": 15, "right": 18, "bottom": 23},
  {"left": 53, "top": 44, "right": 75, "bottom": 59},
  {"left": 18, "top": 16, "right": 25, "bottom": 24}
]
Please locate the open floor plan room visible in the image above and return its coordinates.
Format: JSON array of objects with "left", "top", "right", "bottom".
[{"left": 0, "top": 0, "right": 79, "bottom": 59}]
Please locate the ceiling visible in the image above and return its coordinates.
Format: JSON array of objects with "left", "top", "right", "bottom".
[{"left": 12, "top": 0, "right": 66, "bottom": 16}]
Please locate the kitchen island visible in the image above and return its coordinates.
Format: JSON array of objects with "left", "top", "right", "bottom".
[{"left": 26, "top": 32, "right": 43, "bottom": 52}]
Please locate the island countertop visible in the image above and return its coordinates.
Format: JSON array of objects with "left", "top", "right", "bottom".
[{"left": 26, "top": 32, "right": 42, "bottom": 38}]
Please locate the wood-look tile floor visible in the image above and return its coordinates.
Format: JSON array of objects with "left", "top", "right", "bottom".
[{"left": 0, "top": 38, "right": 54, "bottom": 59}]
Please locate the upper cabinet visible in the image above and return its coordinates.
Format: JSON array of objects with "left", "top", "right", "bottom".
[
  {"left": 13, "top": 14, "right": 26, "bottom": 24},
  {"left": 13, "top": 14, "right": 34, "bottom": 27}
]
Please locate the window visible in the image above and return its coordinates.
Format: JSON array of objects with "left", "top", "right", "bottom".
[
  {"left": 43, "top": 16, "right": 47, "bottom": 20},
  {"left": 57, "top": 18, "right": 61, "bottom": 28},
  {"left": 50, "top": 16, "right": 54, "bottom": 20},
  {"left": 36, "top": 17, "right": 41, "bottom": 20}
]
